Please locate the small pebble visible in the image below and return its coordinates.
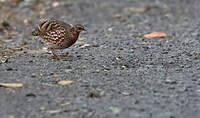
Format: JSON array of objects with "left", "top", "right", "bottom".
[
  {"left": 80, "top": 44, "right": 90, "bottom": 48},
  {"left": 52, "top": 2, "right": 60, "bottom": 7}
]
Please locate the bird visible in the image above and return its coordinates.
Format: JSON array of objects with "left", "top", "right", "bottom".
[{"left": 32, "top": 19, "right": 86, "bottom": 59}]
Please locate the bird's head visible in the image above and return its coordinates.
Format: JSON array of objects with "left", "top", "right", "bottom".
[{"left": 73, "top": 24, "right": 86, "bottom": 33}]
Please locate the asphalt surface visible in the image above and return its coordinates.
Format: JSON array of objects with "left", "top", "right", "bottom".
[{"left": 0, "top": 0, "right": 200, "bottom": 118}]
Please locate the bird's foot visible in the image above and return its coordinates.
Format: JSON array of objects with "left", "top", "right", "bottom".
[
  {"left": 49, "top": 48, "right": 69, "bottom": 59},
  {"left": 52, "top": 54, "right": 69, "bottom": 59}
]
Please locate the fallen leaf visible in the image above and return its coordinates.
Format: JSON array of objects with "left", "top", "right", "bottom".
[
  {"left": 80, "top": 44, "right": 90, "bottom": 48},
  {"left": 39, "top": 107, "right": 45, "bottom": 111},
  {"left": 113, "top": 13, "right": 122, "bottom": 18},
  {"left": 0, "top": 83, "right": 23, "bottom": 88},
  {"left": 57, "top": 80, "right": 73, "bottom": 85},
  {"left": 10, "top": 47, "right": 23, "bottom": 51},
  {"left": 109, "top": 106, "right": 121, "bottom": 114},
  {"left": 52, "top": 2, "right": 60, "bottom": 7},
  {"left": 47, "top": 109, "right": 61, "bottom": 114},
  {"left": 196, "top": 90, "right": 200, "bottom": 92},
  {"left": 144, "top": 32, "right": 167, "bottom": 38},
  {"left": 60, "top": 101, "right": 72, "bottom": 106},
  {"left": 6, "top": 115, "right": 14, "bottom": 118},
  {"left": 124, "top": 7, "right": 149, "bottom": 13},
  {"left": 165, "top": 79, "right": 177, "bottom": 84},
  {"left": 1, "top": 56, "right": 8, "bottom": 63}
]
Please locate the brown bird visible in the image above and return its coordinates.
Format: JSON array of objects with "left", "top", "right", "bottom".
[{"left": 32, "top": 19, "right": 86, "bottom": 59}]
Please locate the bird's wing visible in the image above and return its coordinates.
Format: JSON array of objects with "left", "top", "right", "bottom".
[{"left": 49, "top": 19, "right": 72, "bottom": 30}]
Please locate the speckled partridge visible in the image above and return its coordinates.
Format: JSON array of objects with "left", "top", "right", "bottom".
[{"left": 32, "top": 19, "right": 86, "bottom": 58}]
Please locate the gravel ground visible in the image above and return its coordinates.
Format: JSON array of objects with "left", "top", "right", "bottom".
[{"left": 0, "top": 0, "right": 200, "bottom": 118}]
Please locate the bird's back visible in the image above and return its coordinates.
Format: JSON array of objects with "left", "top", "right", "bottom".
[{"left": 39, "top": 19, "right": 74, "bottom": 49}]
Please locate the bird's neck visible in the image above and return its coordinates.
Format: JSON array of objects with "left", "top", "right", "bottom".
[{"left": 71, "top": 28, "right": 80, "bottom": 39}]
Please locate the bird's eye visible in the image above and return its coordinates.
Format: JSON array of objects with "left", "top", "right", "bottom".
[{"left": 78, "top": 26, "right": 85, "bottom": 31}]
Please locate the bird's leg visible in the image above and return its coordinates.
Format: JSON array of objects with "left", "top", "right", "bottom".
[
  {"left": 50, "top": 48, "right": 59, "bottom": 58},
  {"left": 49, "top": 48, "right": 68, "bottom": 59},
  {"left": 48, "top": 48, "right": 59, "bottom": 59}
]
